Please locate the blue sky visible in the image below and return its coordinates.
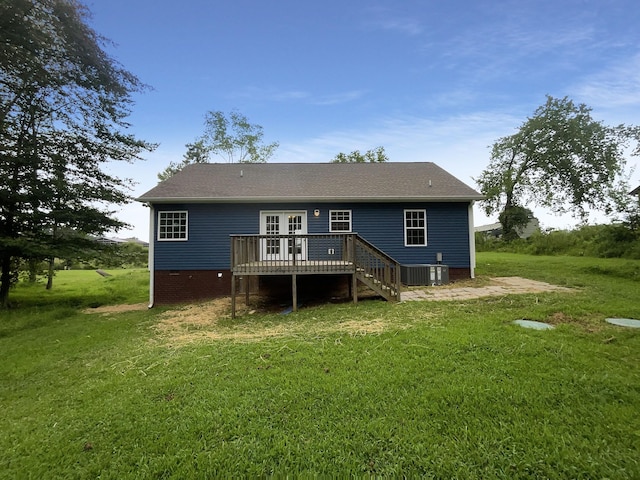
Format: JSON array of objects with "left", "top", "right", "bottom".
[{"left": 87, "top": 0, "right": 640, "bottom": 240}]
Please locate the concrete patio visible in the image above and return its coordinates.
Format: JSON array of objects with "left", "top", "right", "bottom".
[{"left": 400, "top": 276, "right": 572, "bottom": 302}]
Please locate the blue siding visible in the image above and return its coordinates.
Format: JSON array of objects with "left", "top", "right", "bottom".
[{"left": 153, "top": 202, "right": 471, "bottom": 270}]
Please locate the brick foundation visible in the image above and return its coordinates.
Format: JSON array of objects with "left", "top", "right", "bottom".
[
  {"left": 449, "top": 268, "right": 472, "bottom": 281},
  {"left": 153, "top": 268, "right": 473, "bottom": 305},
  {"left": 153, "top": 270, "right": 232, "bottom": 305},
  {"left": 153, "top": 271, "right": 352, "bottom": 305}
]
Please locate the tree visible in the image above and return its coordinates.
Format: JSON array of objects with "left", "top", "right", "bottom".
[
  {"left": 0, "top": 0, "right": 154, "bottom": 307},
  {"left": 157, "top": 139, "right": 209, "bottom": 182},
  {"left": 330, "top": 146, "right": 388, "bottom": 163},
  {"left": 476, "top": 96, "right": 638, "bottom": 239},
  {"left": 203, "top": 110, "right": 278, "bottom": 164},
  {"left": 158, "top": 110, "right": 279, "bottom": 180}
]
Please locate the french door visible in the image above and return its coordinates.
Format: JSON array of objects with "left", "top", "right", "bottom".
[{"left": 260, "top": 211, "right": 308, "bottom": 261}]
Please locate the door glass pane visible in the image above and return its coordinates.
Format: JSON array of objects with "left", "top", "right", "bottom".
[
  {"left": 266, "top": 215, "right": 279, "bottom": 234},
  {"left": 288, "top": 215, "right": 302, "bottom": 234},
  {"left": 266, "top": 215, "right": 280, "bottom": 255},
  {"left": 288, "top": 215, "right": 302, "bottom": 255}
]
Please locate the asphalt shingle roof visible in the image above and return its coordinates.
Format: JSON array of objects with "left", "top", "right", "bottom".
[{"left": 137, "top": 162, "right": 483, "bottom": 203}]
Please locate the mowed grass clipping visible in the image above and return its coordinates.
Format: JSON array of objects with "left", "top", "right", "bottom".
[{"left": 0, "top": 255, "right": 639, "bottom": 478}]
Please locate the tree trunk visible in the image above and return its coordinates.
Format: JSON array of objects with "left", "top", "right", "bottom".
[
  {"left": 46, "top": 257, "right": 54, "bottom": 290},
  {"left": 500, "top": 193, "right": 518, "bottom": 241},
  {"left": 0, "top": 254, "right": 12, "bottom": 308},
  {"left": 28, "top": 258, "right": 38, "bottom": 283}
]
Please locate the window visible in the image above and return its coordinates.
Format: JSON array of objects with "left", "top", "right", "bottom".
[
  {"left": 404, "top": 209, "right": 426, "bottom": 246},
  {"left": 158, "top": 211, "right": 188, "bottom": 241},
  {"left": 329, "top": 210, "right": 352, "bottom": 232}
]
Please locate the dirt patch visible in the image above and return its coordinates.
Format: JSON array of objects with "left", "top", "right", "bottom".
[
  {"left": 83, "top": 303, "right": 149, "bottom": 315},
  {"left": 544, "top": 311, "right": 605, "bottom": 333},
  {"left": 152, "top": 297, "right": 406, "bottom": 345}
]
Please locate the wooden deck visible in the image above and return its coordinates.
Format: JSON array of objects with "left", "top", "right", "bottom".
[{"left": 230, "top": 233, "right": 401, "bottom": 317}]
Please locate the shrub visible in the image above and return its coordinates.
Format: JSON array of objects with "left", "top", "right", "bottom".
[{"left": 477, "top": 223, "right": 640, "bottom": 259}]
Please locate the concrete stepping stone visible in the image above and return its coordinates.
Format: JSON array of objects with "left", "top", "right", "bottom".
[
  {"left": 605, "top": 318, "right": 640, "bottom": 328},
  {"left": 513, "top": 319, "right": 555, "bottom": 330}
]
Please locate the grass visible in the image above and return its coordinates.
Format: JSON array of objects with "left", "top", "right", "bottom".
[{"left": 0, "top": 256, "right": 639, "bottom": 478}]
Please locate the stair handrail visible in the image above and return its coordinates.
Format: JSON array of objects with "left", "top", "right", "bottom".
[{"left": 353, "top": 235, "right": 401, "bottom": 301}]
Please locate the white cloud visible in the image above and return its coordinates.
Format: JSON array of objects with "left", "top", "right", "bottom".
[
  {"left": 312, "top": 90, "right": 369, "bottom": 106},
  {"left": 573, "top": 54, "right": 640, "bottom": 109},
  {"left": 228, "top": 86, "right": 367, "bottom": 106},
  {"left": 271, "top": 90, "right": 310, "bottom": 101},
  {"left": 363, "top": 6, "right": 424, "bottom": 36},
  {"left": 276, "top": 110, "right": 519, "bottom": 179},
  {"left": 370, "top": 17, "right": 423, "bottom": 36}
]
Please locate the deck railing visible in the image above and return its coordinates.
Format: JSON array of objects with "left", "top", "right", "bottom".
[{"left": 231, "top": 233, "right": 357, "bottom": 275}]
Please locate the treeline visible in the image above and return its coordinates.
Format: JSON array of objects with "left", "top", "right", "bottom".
[
  {"left": 23, "top": 242, "right": 148, "bottom": 283},
  {"left": 71, "top": 243, "right": 149, "bottom": 270},
  {"left": 476, "top": 222, "right": 640, "bottom": 259}
]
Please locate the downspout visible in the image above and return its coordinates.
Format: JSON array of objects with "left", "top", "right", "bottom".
[
  {"left": 468, "top": 202, "right": 476, "bottom": 279},
  {"left": 148, "top": 203, "right": 155, "bottom": 308}
]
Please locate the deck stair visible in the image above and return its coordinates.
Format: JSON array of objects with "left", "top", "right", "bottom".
[{"left": 353, "top": 235, "right": 401, "bottom": 301}]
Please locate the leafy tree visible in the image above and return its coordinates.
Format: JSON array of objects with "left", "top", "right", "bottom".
[
  {"left": 620, "top": 187, "right": 640, "bottom": 242},
  {"left": 498, "top": 206, "right": 535, "bottom": 241},
  {"left": 476, "top": 96, "right": 638, "bottom": 239},
  {"left": 89, "top": 242, "right": 148, "bottom": 269},
  {"left": 158, "top": 110, "right": 278, "bottom": 180},
  {"left": 0, "top": 0, "right": 154, "bottom": 307},
  {"left": 330, "top": 146, "right": 388, "bottom": 163},
  {"left": 157, "top": 139, "right": 209, "bottom": 182},
  {"left": 203, "top": 110, "right": 278, "bottom": 164}
]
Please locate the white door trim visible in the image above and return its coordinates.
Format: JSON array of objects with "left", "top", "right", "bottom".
[{"left": 259, "top": 211, "right": 308, "bottom": 261}]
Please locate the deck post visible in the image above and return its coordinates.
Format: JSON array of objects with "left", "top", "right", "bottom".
[
  {"left": 352, "top": 272, "right": 358, "bottom": 304},
  {"left": 351, "top": 234, "right": 358, "bottom": 304},
  {"left": 244, "top": 275, "right": 250, "bottom": 307},
  {"left": 231, "top": 275, "right": 236, "bottom": 319},
  {"left": 292, "top": 274, "right": 297, "bottom": 312}
]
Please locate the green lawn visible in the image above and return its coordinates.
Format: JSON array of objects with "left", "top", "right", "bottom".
[{"left": 1, "top": 255, "right": 639, "bottom": 478}]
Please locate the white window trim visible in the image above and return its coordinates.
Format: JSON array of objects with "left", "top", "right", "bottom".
[
  {"left": 404, "top": 209, "right": 427, "bottom": 247},
  {"left": 157, "top": 210, "right": 189, "bottom": 241},
  {"left": 329, "top": 209, "right": 352, "bottom": 232}
]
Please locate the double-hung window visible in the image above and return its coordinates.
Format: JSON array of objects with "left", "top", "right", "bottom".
[
  {"left": 329, "top": 210, "right": 352, "bottom": 232},
  {"left": 158, "top": 211, "right": 188, "bottom": 241},
  {"left": 404, "top": 209, "right": 427, "bottom": 246}
]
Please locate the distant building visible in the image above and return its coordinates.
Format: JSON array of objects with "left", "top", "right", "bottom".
[{"left": 475, "top": 217, "right": 540, "bottom": 239}]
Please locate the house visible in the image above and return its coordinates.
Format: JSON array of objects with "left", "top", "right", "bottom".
[
  {"left": 137, "top": 162, "right": 483, "bottom": 313},
  {"left": 475, "top": 217, "right": 540, "bottom": 239}
]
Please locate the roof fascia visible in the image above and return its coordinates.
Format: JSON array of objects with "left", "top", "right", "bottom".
[{"left": 136, "top": 195, "right": 484, "bottom": 204}]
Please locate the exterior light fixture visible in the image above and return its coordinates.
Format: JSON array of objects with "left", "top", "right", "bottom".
[{"left": 314, "top": 209, "right": 320, "bottom": 217}]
